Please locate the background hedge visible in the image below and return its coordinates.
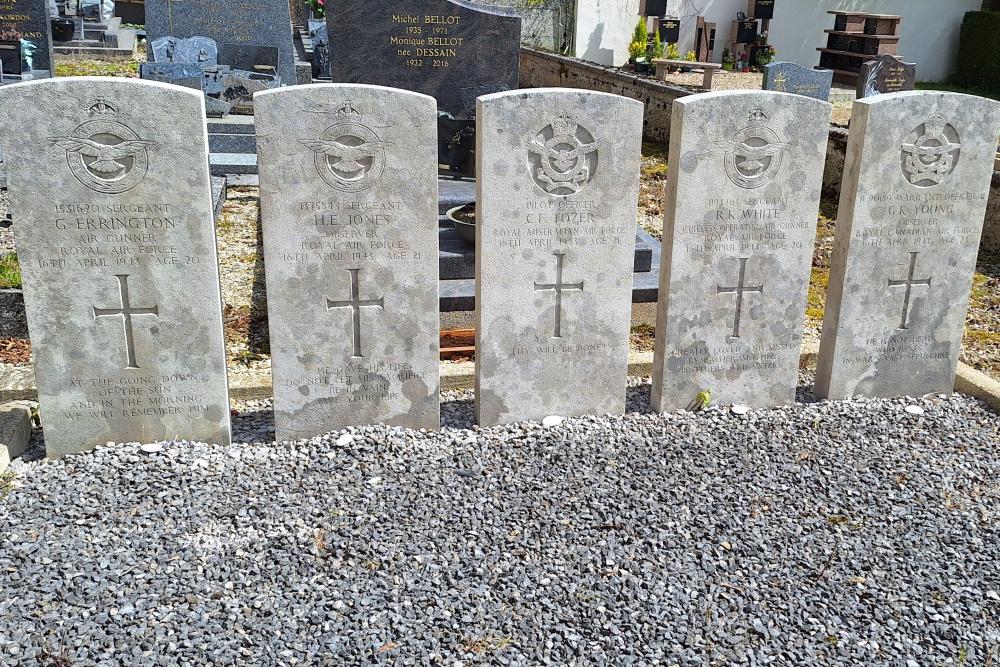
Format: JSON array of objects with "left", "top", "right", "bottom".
[{"left": 954, "top": 11, "right": 1000, "bottom": 94}]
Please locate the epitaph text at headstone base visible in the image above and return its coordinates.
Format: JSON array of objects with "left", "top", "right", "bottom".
[
  {"left": 145, "top": 0, "right": 295, "bottom": 84},
  {"left": 857, "top": 54, "right": 915, "bottom": 99},
  {"left": 0, "top": 79, "right": 231, "bottom": 458},
  {"left": 475, "top": 89, "right": 643, "bottom": 426},
  {"left": 763, "top": 62, "right": 834, "bottom": 102},
  {"left": 328, "top": 0, "right": 520, "bottom": 119},
  {"left": 0, "top": 0, "right": 54, "bottom": 74},
  {"left": 816, "top": 92, "right": 1000, "bottom": 399},
  {"left": 255, "top": 85, "right": 440, "bottom": 439},
  {"left": 651, "top": 91, "right": 832, "bottom": 412}
]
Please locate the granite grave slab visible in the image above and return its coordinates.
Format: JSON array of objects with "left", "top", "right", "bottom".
[
  {"left": 816, "top": 91, "right": 1000, "bottom": 398},
  {"left": 255, "top": 84, "right": 440, "bottom": 438},
  {"left": 651, "top": 91, "right": 832, "bottom": 411},
  {"left": 857, "top": 54, "right": 916, "bottom": 99},
  {"left": 145, "top": 0, "right": 295, "bottom": 84},
  {"left": 0, "top": 78, "right": 231, "bottom": 458},
  {"left": 219, "top": 43, "right": 278, "bottom": 74},
  {"left": 0, "top": 0, "right": 54, "bottom": 74},
  {"left": 150, "top": 35, "right": 218, "bottom": 66},
  {"left": 763, "top": 62, "right": 834, "bottom": 101},
  {"left": 475, "top": 89, "right": 643, "bottom": 426},
  {"left": 140, "top": 62, "right": 204, "bottom": 90},
  {"left": 328, "top": 0, "right": 520, "bottom": 119}
]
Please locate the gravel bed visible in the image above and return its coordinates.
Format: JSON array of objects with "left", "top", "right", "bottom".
[
  {"left": 1, "top": 189, "right": 14, "bottom": 254},
  {"left": 2, "top": 378, "right": 998, "bottom": 665}
]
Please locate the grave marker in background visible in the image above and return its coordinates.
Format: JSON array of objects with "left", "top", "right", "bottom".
[
  {"left": 0, "top": 0, "right": 54, "bottom": 75},
  {"left": 857, "top": 54, "right": 915, "bottom": 98},
  {"left": 475, "top": 89, "right": 643, "bottom": 426},
  {"left": 651, "top": 91, "right": 831, "bottom": 411},
  {"left": 816, "top": 91, "right": 1000, "bottom": 398},
  {"left": 256, "top": 85, "right": 441, "bottom": 439},
  {"left": 0, "top": 79, "right": 231, "bottom": 458},
  {"left": 145, "top": 0, "right": 295, "bottom": 84},
  {"left": 763, "top": 62, "right": 834, "bottom": 101}
]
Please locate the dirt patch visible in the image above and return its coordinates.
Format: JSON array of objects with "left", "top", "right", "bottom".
[{"left": 0, "top": 338, "right": 30, "bottom": 366}]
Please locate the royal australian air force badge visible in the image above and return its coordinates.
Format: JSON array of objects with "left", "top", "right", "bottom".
[
  {"left": 300, "top": 101, "right": 391, "bottom": 193},
  {"left": 49, "top": 98, "right": 155, "bottom": 195}
]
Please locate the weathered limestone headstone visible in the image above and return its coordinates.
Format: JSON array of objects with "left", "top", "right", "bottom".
[
  {"left": 857, "top": 54, "right": 915, "bottom": 99},
  {"left": 476, "top": 89, "right": 643, "bottom": 426},
  {"left": 145, "top": 0, "right": 295, "bottom": 84},
  {"left": 651, "top": 91, "right": 831, "bottom": 411},
  {"left": 0, "top": 0, "right": 54, "bottom": 75},
  {"left": 0, "top": 78, "right": 231, "bottom": 458},
  {"left": 816, "top": 91, "right": 1000, "bottom": 399},
  {"left": 255, "top": 84, "right": 440, "bottom": 439},
  {"left": 763, "top": 62, "right": 834, "bottom": 101}
]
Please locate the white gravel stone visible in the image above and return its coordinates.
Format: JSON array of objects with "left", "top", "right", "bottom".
[
  {"left": 139, "top": 443, "right": 163, "bottom": 454},
  {"left": 542, "top": 415, "right": 565, "bottom": 428},
  {"left": 905, "top": 405, "right": 925, "bottom": 416}
]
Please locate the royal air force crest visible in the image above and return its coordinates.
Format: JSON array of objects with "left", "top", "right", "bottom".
[
  {"left": 300, "top": 101, "right": 391, "bottom": 192},
  {"left": 527, "top": 113, "right": 599, "bottom": 196},
  {"left": 49, "top": 99, "right": 154, "bottom": 194},
  {"left": 716, "top": 107, "right": 785, "bottom": 189}
]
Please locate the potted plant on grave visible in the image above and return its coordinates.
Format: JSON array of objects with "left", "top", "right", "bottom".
[
  {"left": 628, "top": 17, "right": 647, "bottom": 70},
  {"left": 646, "top": 38, "right": 664, "bottom": 75},
  {"left": 51, "top": 17, "right": 76, "bottom": 43},
  {"left": 721, "top": 47, "right": 735, "bottom": 71},
  {"left": 665, "top": 42, "right": 681, "bottom": 72},
  {"left": 740, "top": 51, "right": 751, "bottom": 72},
  {"left": 755, "top": 45, "right": 776, "bottom": 70},
  {"left": 680, "top": 50, "right": 697, "bottom": 72},
  {"left": 446, "top": 203, "right": 476, "bottom": 247},
  {"left": 306, "top": 0, "right": 325, "bottom": 18}
]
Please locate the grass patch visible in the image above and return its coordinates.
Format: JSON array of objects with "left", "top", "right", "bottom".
[
  {"left": 0, "top": 253, "right": 21, "bottom": 289},
  {"left": 0, "top": 471, "right": 15, "bottom": 500},
  {"left": 806, "top": 267, "right": 829, "bottom": 324},
  {"left": 55, "top": 58, "right": 141, "bottom": 78},
  {"left": 915, "top": 81, "right": 1000, "bottom": 101}
]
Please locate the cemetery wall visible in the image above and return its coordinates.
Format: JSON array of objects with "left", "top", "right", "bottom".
[
  {"left": 520, "top": 47, "right": 687, "bottom": 142},
  {"left": 573, "top": 0, "right": 642, "bottom": 66}
]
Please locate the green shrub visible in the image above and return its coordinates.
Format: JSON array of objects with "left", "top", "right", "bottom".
[
  {"left": 0, "top": 253, "right": 21, "bottom": 289},
  {"left": 954, "top": 11, "right": 1000, "bottom": 95}
]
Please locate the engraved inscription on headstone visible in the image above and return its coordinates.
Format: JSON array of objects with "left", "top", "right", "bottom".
[
  {"left": 328, "top": 0, "right": 520, "bottom": 120},
  {"left": 0, "top": 78, "right": 232, "bottom": 458},
  {"left": 145, "top": 0, "right": 295, "bottom": 84},
  {"left": 255, "top": 85, "right": 440, "bottom": 439},
  {"left": 816, "top": 91, "right": 1000, "bottom": 398},
  {"left": 857, "top": 54, "right": 916, "bottom": 99},
  {"left": 475, "top": 89, "right": 643, "bottom": 426},
  {"left": 652, "top": 90, "right": 832, "bottom": 411},
  {"left": 762, "top": 62, "right": 834, "bottom": 102}
]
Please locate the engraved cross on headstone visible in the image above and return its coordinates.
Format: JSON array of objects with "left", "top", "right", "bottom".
[
  {"left": 887, "top": 251, "right": 932, "bottom": 330},
  {"left": 717, "top": 257, "right": 764, "bottom": 338},
  {"left": 93, "top": 274, "right": 160, "bottom": 370},
  {"left": 534, "top": 251, "right": 585, "bottom": 338},
  {"left": 327, "top": 268, "right": 384, "bottom": 358}
]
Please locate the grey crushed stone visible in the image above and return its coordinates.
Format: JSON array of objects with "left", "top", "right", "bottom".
[
  {"left": 1, "top": 377, "right": 999, "bottom": 666},
  {"left": 0, "top": 188, "right": 13, "bottom": 254}
]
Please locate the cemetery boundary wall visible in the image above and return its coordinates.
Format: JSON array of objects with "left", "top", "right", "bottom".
[{"left": 520, "top": 47, "right": 1000, "bottom": 255}]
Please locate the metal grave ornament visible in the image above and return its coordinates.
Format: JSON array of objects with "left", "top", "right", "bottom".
[
  {"left": 49, "top": 99, "right": 154, "bottom": 195},
  {"left": 717, "top": 107, "right": 785, "bottom": 190},
  {"left": 300, "top": 101, "right": 391, "bottom": 192},
  {"left": 900, "top": 113, "right": 961, "bottom": 187},
  {"left": 527, "top": 113, "right": 599, "bottom": 196}
]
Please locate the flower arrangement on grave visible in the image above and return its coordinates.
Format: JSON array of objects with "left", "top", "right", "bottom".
[
  {"left": 306, "top": 0, "right": 325, "bottom": 18},
  {"left": 666, "top": 42, "right": 680, "bottom": 60},
  {"left": 739, "top": 51, "right": 751, "bottom": 72},
  {"left": 628, "top": 18, "right": 647, "bottom": 65},
  {"left": 685, "top": 50, "right": 697, "bottom": 62},
  {"left": 647, "top": 38, "right": 664, "bottom": 61},
  {"left": 722, "top": 47, "right": 735, "bottom": 71},
  {"left": 755, "top": 45, "right": 776, "bottom": 69}
]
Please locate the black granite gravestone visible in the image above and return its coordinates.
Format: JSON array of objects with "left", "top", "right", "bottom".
[
  {"left": 0, "top": 0, "right": 54, "bottom": 74},
  {"left": 114, "top": 0, "right": 146, "bottom": 24},
  {"left": 328, "top": 0, "right": 520, "bottom": 178},
  {"left": 857, "top": 54, "right": 916, "bottom": 99}
]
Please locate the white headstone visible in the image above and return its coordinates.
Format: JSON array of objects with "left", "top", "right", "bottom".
[
  {"left": 0, "top": 78, "right": 231, "bottom": 458},
  {"left": 255, "top": 84, "right": 440, "bottom": 439},
  {"left": 475, "top": 88, "right": 643, "bottom": 426},
  {"left": 816, "top": 91, "right": 1000, "bottom": 398},
  {"left": 651, "top": 91, "right": 831, "bottom": 411}
]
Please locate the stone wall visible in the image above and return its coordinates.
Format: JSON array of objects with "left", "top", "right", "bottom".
[
  {"left": 519, "top": 48, "right": 691, "bottom": 143},
  {"left": 520, "top": 47, "right": 1000, "bottom": 254}
]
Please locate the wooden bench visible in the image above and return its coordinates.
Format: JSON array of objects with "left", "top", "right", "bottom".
[{"left": 651, "top": 59, "right": 722, "bottom": 90}]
